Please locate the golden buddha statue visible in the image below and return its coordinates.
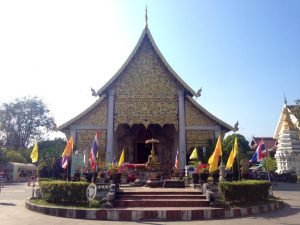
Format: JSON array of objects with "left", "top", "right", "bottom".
[
  {"left": 146, "top": 149, "right": 158, "bottom": 166},
  {"left": 145, "top": 138, "right": 160, "bottom": 168}
]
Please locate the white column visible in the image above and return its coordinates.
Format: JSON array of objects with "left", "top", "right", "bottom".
[
  {"left": 178, "top": 90, "right": 186, "bottom": 169},
  {"left": 106, "top": 89, "right": 115, "bottom": 163}
]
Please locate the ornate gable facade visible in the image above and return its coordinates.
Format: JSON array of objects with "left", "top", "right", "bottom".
[
  {"left": 112, "top": 34, "right": 179, "bottom": 130},
  {"left": 58, "top": 26, "right": 232, "bottom": 168}
]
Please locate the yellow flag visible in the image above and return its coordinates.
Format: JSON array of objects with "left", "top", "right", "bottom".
[
  {"left": 208, "top": 134, "right": 222, "bottom": 172},
  {"left": 62, "top": 137, "right": 74, "bottom": 157},
  {"left": 189, "top": 147, "right": 198, "bottom": 160},
  {"left": 30, "top": 143, "right": 38, "bottom": 163},
  {"left": 118, "top": 148, "right": 125, "bottom": 167},
  {"left": 226, "top": 137, "right": 238, "bottom": 170}
]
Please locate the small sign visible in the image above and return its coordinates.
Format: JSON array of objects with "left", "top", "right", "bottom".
[{"left": 86, "top": 183, "right": 97, "bottom": 202}]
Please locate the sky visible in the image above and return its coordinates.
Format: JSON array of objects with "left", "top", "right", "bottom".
[{"left": 0, "top": 0, "right": 299, "bottom": 141}]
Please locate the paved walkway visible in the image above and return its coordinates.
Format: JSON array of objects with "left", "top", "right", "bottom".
[{"left": 0, "top": 182, "right": 299, "bottom": 225}]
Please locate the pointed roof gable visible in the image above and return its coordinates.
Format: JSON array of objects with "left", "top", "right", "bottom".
[
  {"left": 186, "top": 96, "right": 233, "bottom": 131},
  {"left": 274, "top": 104, "right": 299, "bottom": 139},
  {"left": 96, "top": 27, "right": 196, "bottom": 97}
]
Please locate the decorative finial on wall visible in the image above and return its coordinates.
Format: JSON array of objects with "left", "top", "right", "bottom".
[{"left": 145, "top": 5, "right": 148, "bottom": 28}]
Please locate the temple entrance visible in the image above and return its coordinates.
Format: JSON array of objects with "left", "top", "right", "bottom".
[
  {"left": 136, "top": 143, "right": 152, "bottom": 163},
  {"left": 115, "top": 123, "right": 178, "bottom": 167}
]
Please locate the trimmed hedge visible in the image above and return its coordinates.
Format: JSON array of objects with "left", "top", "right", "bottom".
[
  {"left": 218, "top": 180, "right": 270, "bottom": 204},
  {"left": 37, "top": 178, "right": 54, "bottom": 184},
  {"left": 39, "top": 181, "right": 89, "bottom": 204}
]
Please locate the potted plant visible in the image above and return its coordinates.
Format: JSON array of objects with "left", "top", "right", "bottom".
[
  {"left": 97, "top": 162, "right": 106, "bottom": 179},
  {"left": 196, "top": 163, "right": 209, "bottom": 184},
  {"left": 108, "top": 164, "right": 121, "bottom": 184}
]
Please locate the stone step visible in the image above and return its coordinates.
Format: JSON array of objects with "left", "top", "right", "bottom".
[
  {"left": 118, "top": 191, "right": 203, "bottom": 195},
  {"left": 116, "top": 194, "right": 206, "bottom": 200},
  {"left": 114, "top": 199, "right": 210, "bottom": 208}
]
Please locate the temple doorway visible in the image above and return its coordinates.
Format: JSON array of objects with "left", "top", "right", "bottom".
[
  {"left": 115, "top": 123, "right": 178, "bottom": 166},
  {"left": 136, "top": 143, "right": 151, "bottom": 163}
]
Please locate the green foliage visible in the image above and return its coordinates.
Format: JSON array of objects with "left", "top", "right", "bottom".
[
  {"left": 37, "top": 178, "right": 54, "bottom": 184},
  {"left": 0, "top": 148, "right": 8, "bottom": 163},
  {"left": 222, "top": 134, "right": 251, "bottom": 178},
  {"left": 191, "top": 139, "right": 214, "bottom": 164},
  {"left": 6, "top": 150, "right": 26, "bottom": 163},
  {"left": 30, "top": 198, "right": 100, "bottom": 208},
  {"left": 20, "top": 148, "right": 31, "bottom": 163},
  {"left": 39, "top": 180, "right": 89, "bottom": 204},
  {"left": 218, "top": 180, "right": 270, "bottom": 204},
  {"left": 37, "top": 161, "right": 51, "bottom": 178},
  {"left": 222, "top": 134, "right": 251, "bottom": 160},
  {"left": 0, "top": 96, "right": 56, "bottom": 150},
  {"left": 262, "top": 157, "right": 277, "bottom": 172},
  {"left": 37, "top": 138, "right": 66, "bottom": 166}
]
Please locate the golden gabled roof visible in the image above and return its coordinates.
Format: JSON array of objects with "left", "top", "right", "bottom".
[
  {"left": 96, "top": 26, "right": 196, "bottom": 97},
  {"left": 58, "top": 26, "right": 234, "bottom": 132},
  {"left": 186, "top": 96, "right": 233, "bottom": 131}
]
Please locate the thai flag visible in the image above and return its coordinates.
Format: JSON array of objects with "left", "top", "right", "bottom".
[
  {"left": 250, "top": 139, "right": 267, "bottom": 163},
  {"left": 174, "top": 149, "right": 179, "bottom": 169},
  {"left": 89, "top": 132, "right": 99, "bottom": 170},
  {"left": 61, "top": 156, "right": 69, "bottom": 169}
]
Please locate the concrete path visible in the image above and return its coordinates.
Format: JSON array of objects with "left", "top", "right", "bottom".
[{"left": 0, "top": 182, "right": 299, "bottom": 225}]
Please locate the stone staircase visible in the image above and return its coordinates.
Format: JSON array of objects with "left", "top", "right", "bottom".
[{"left": 112, "top": 188, "right": 226, "bottom": 220}]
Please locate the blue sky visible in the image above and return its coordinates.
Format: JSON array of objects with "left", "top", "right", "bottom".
[{"left": 0, "top": 1, "right": 299, "bottom": 141}]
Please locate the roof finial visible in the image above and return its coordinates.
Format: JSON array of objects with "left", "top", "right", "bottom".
[
  {"left": 284, "top": 92, "right": 287, "bottom": 105},
  {"left": 145, "top": 5, "right": 148, "bottom": 28}
]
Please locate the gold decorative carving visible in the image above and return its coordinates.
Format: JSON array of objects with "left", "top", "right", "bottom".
[
  {"left": 112, "top": 36, "right": 179, "bottom": 130},
  {"left": 75, "top": 98, "right": 107, "bottom": 126},
  {"left": 185, "top": 130, "right": 214, "bottom": 152},
  {"left": 185, "top": 100, "right": 218, "bottom": 126},
  {"left": 76, "top": 130, "right": 107, "bottom": 162}
]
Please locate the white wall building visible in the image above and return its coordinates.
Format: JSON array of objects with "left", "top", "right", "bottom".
[{"left": 274, "top": 103, "right": 300, "bottom": 175}]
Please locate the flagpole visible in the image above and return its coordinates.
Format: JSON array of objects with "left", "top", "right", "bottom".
[
  {"left": 235, "top": 135, "right": 241, "bottom": 180},
  {"left": 66, "top": 161, "right": 69, "bottom": 182}
]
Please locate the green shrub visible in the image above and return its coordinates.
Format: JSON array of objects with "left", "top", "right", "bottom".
[
  {"left": 39, "top": 181, "right": 89, "bottom": 204},
  {"left": 218, "top": 180, "right": 270, "bottom": 204},
  {"left": 37, "top": 178, "right": 55, "bottom": 184}
]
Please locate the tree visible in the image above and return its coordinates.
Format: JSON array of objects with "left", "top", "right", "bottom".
[
  {"left": 6, "top": 150, "right": 26, "bottom": 163},
  {"left": 222, "top": 133, "right": 251, "bottom": 161},
  {"left": 262, "top": 156, "right": 277, "bottom": 174},
  {"left": 222, "top": 133, "right": 251, "bottom": 179},
  {"left": 33, "top": 138, "right": 66, "bottom": 178},
  {"left": 0, "top": 96, "right": 56, "bottom": 150},
  {"left": 0, "top": 148, "right": 8, "bottom": 163}
]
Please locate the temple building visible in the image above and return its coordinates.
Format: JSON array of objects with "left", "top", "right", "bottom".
[
  {"left": 58, "top": 21, "right": 233, "bottom": 169},
  {"left": 274, "top": 101, "right": 300, "bottom": 175}
]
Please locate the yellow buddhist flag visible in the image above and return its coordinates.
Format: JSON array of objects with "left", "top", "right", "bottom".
[
  {"left": 118, "top": 148, "right": 125, "bottom": 167},
  {"left": 62, "top": 137, "right": 74, "bottom": 157},
  {"left": 208, "top": 134, "right": 222, "bottom": 172},
  {"left": 189, "top": 147, "right": 198, "bottom": 160},
  {"left": 226, "top": 137, "right": 238, "bottom": 170},
  {"left": 30, "top": 143, "right": 38, "bottom": 163}
]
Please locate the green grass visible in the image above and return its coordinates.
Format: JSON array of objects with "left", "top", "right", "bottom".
[{"left": 30, "top": 198, "right": 101, "bottom": 209}]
